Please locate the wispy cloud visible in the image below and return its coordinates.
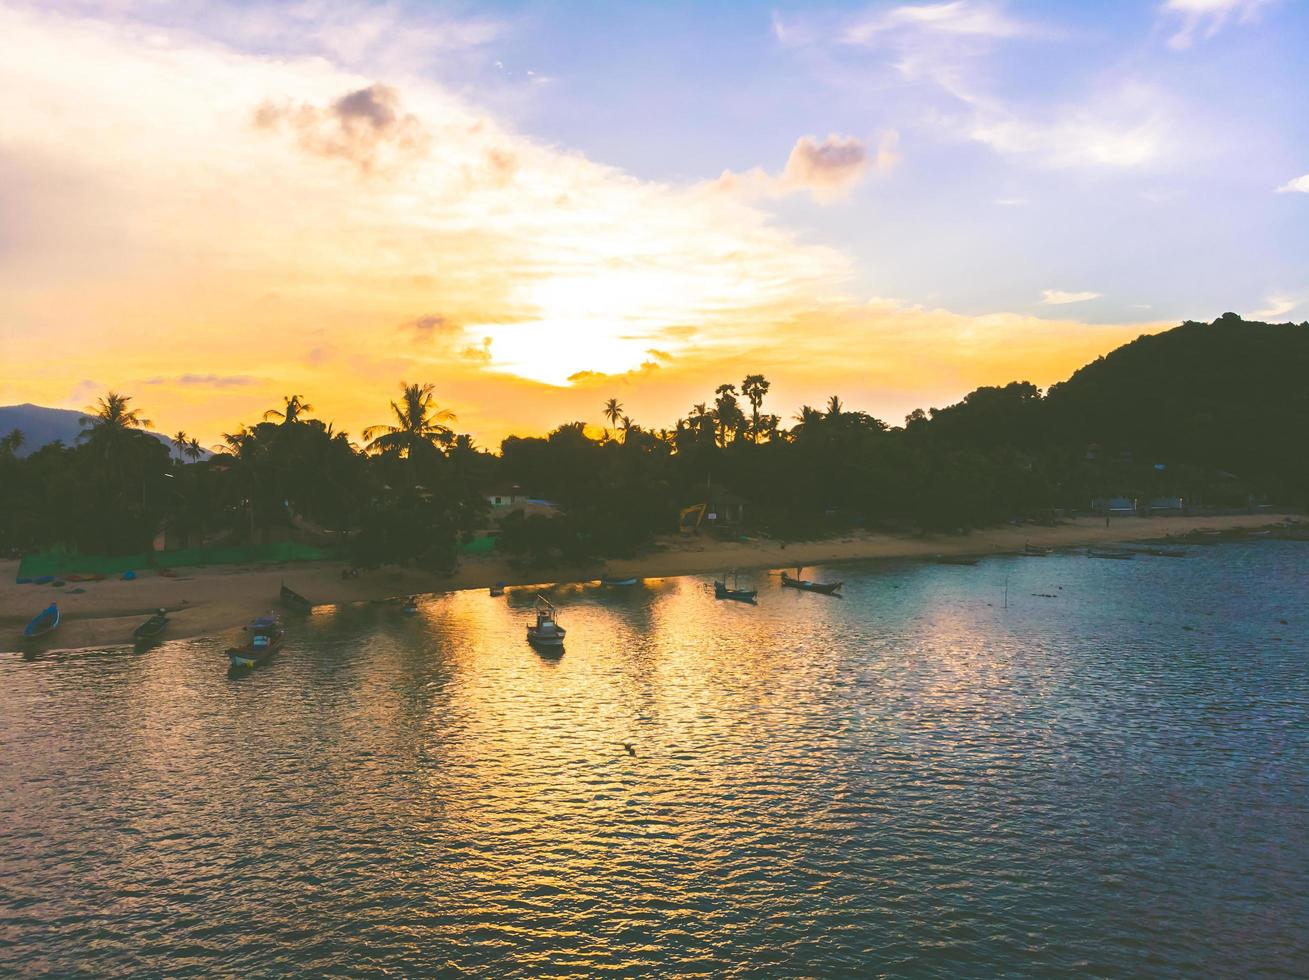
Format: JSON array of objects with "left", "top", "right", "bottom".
[
  {"left": 1252, "top": 294, "right": 1300, "bottom": 319},
  {"left": 1040, "top": 289, "right": 1102, "bottom": 305},
  {"left": 714, "top": 132, "right": 900, "bottom": 203},
  {"left": 844, "top": 1, "right": 1041, "bottom": 44},
  {"left": 144, "top": 374, "right": 261, "bottom": 387},
  {"left": 1162, "top": 0, "right": 1273, "bottom": 50},
  {"left": 1276, "top": 173, "right": 1309, "bottom": 193}
]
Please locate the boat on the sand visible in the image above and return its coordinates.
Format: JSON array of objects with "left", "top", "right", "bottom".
[
  {"left": 132, "top": 608, "right": 169, "bottom": 646},
  {"left": 280, "top": 583, "right": 312, "bottom": 613},
  {"left": 23, "top": 603, "right": 60, "bottom": 640}
]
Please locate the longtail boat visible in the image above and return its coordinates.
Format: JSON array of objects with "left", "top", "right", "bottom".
[
  {"left": 781, "top": 571, "right": 843, "bottom": 596},
  {"left": 23, "top": 603, "right": 60, "bottom": 640},
  {"left": 132, "top": 609, "right": 169, "bottom": 647},
  {"left": 714, "top": 571, "right": 757, "bottom": 603},
  {"left": 280, "top": 583, "right": 312, "bottom": 613},
  {"left": 227, "top": 616, "right": 285, "bottom": 670}
]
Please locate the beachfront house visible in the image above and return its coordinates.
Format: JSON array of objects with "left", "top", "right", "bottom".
[
  {"left": 1149, "top": 496, "right": 1185, "bottom": 515},
  {"left": 486, "top": 485, "right": 527, "bottom": 508},
  {"left": 1092, "top": 496, "right": 1138, "bottom": 517}
]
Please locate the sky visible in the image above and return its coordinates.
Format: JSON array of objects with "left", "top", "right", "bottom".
[{"left": 1, "top": 0, "right": 1306, "bottom": 447}]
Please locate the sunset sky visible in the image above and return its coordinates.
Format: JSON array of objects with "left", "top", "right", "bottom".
[{"left": 1, "top": 0, "right": 1306, "bottom": 446}]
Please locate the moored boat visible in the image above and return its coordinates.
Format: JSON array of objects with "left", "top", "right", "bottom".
[
  {"left": 23, "top": 603, "right": 60, "bottom": 641},
  {"left": 1088, "top": 548, "right": 1135, "bottom": 560},
  {"left": 714, "top": 571, "right": 757, "bottom": 603},
  {"left": 600, "top": 576, "right": 639, "bottom": 587},
  {"left": 132, "top": 608, "right": 169, "bottom": 646},
  {"left": 781, "top": 571, "right": 843, "bottom": 596},
  {"left": 489, "top": 581, "right": 506, "bottom": 597},
  {"left": 935, "top": 556, "right": 979, "bottom": 566},
  {"left": 227, "top": 615, "right": 285, "bottom": 670},
  {"left": 1021, "top": 543, "right": 1052, "bottom": 557},
  {"left": 280, "top": 583, "right": 312, "bottom": 613},
  {"left": 526, "top": 596, "right": 566, "bottom": 648},
  {"left": 402, "top": 595, "right": 420, "bottom": 615}
]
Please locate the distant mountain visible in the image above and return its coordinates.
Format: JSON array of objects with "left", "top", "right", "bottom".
[{"left": 0, "top": 403, "right": 207, "bottom": 460}]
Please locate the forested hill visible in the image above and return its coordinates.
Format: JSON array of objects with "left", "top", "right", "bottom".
[{"left": 918, "top": 314, "right": 1309, "bottom": 497}]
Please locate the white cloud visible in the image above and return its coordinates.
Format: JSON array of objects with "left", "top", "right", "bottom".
[
  {"left": 1276, "top": 173, "right": 1309, "bottom": 193},
  {"left": 1252, "top": 295, "right": 1300, "bottom": 319},
  {"left": 714, "top": 131, "right": 900, "bottom": 203},
  {"left": 1162, "top": 0, "right": 1273, "bottom": 50},
  {"left": 844, "top": 2, "right": 1039, "bottom": 44},
  {"left": 1040, "top": 289, "right": 1102, "bottom": 305}
]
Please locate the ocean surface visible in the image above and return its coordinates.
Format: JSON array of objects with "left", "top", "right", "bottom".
[{"left": 2, "top": 542, "right": 1307, "bottom": 977}]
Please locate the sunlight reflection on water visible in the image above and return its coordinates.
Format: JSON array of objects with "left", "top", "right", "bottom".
[{"left": 2, "top": 543, "right": 1307, "bottom": 975}]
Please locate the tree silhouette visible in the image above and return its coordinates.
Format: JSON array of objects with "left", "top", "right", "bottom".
[
  {"left": 264, "top": 394, "right": 313, "bottom": 425},
  {"left": 603, "top": 398, "right": 623, "bottom": 438},
  {"left": 741, "top": 374, "right": 771, "bottom": 442},
  {"left": 364, "top": 382, "right": 456, "bottom": 460}
]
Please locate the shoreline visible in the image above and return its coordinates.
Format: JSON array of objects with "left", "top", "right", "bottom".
[{"left": 3, "top": 512, "right": 1300, "bottom": 654}]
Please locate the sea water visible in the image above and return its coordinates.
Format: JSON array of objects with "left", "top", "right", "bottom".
[{"left": 2, "top": 542, "right": 1306, "bottom": 975}]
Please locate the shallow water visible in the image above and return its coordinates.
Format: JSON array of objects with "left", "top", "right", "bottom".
[{"left": 2, "top": 542, "right": 1307, "bottom": 976}]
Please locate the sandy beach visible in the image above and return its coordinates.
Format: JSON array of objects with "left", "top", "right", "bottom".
[{"left": 2, "top": 512, "right": 1299, "bottom": 653}]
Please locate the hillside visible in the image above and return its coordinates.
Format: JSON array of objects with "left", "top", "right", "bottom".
[{"left": 0, "top": 403, "right": 204, "bottom": 461}]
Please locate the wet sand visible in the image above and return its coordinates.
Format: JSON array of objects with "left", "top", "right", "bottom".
[{"left": 2, "top": 512, "right": 1299, "bottom": 652}]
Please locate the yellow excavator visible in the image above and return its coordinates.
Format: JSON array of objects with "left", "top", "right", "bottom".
[{"left": 679, "top": 503, "right": 708, "bottom": 534}]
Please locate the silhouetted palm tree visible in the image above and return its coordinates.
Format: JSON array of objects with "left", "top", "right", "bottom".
[
  {"left": 825, "top": 395, "right": 844, "bottom": 421},
  {"left": 78, "top": 392, "right": 152, "bottom": 464},
  {"left": 603, "top": 398, "right": 623, "bottom": 438},
  {"left": 364, "top": 382, "right": 455, "bottom": 459},
  {"left": 741, "top": 374, "right": 771, "bottom": 442},
  {"left": 184, "top": 438, "right": 204, "bottom": 462},
  {"left": 1, "top": 428, "right": 23, "bottom": 457},
  {"left": 264, "top": 394, "right": 313, "bottom": 425},
  {"left": 172, "top": 430, "right": 190, "bottom": 455},
  {"left": 619, "top": 415, "right": 635, "bottom": 443}
]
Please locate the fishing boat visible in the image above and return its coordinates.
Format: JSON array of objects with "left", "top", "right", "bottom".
[
  {"left": 1133, "top": 547, "right": 1188, "bottom": 558},
  {"left": 132, "top": 608, "right": 169, "bottom": 646},
  {"left": 490, "top": 581, "right": 506, "bottom": 597},
  {"left": 781, "top": 571, "right": 843, "bottom": 595},
  {"left": 280, "top": 583, "right": 312, "bottom": 613},
  {"left": 713, "top": 571, "right": 757, "bottom": 603},
  {"left": 1088, "top": 548, "right": 1135, "bottom": 560},
  {"left": 1021, "top": 543, "right": 1052, "bottom": 557},
  {"left": 227, "top": 615, "right": 285, "bottom": 670},
  {"left": 23, "top": 603, "right": 60, "bottom": 640},
  {"left": 526, "top": 596, "right": 566, "bottom": 648},
  {"left": 935, "top": 556, "right": 979, "bottom": 566},
  {"left": 600, "top": 576, "right": 639, "bottom": 587},
  {"left": 402, "top": 595, "right": 420, "bottom": 615}
]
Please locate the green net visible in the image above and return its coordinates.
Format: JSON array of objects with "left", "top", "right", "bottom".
[{"left": 16, "top": 541, "right": 347, "bottom": 580}]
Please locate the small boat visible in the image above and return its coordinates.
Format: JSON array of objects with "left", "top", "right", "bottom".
[
  {"left": 935, "top": 556, "right": 979, "bottom": 566},
  {"left": 600, "top": 576, "right": 639, "bottom": 587},
  {"left": 781, "top": 571, "right": 843, "bottom": 596},
  {"left": 23, "top": 603, "right": 60, "bottom": 640},
  {"left": 1021, "top": 544, "right": 1052, "bottom": 557},
  {"left": 526, "top": 596, "right": 566, "bottom": 648},
  {"left": 1088, "top": 548, "right": 1135, "bottom": 560},
  {"left": 1134, "top": 547, "right": 1187, "bottom": 558},
  {"left": 280, "top": 583, "right": 312, "bottom": 613},
  {"left": 132, "top": 608, "right": 169, "bottom": 646},
  {"left": 402, "top": 595, "right": 420, "bottom": 615},
  {"left": 490, "top": 581, "right": 506, "bottom": 597},
  {"left": 227, "top": 615, "right": 285, "bottom": 670},
  {"left": 714, "top": 571, "right": 757, "bottom": 603}
]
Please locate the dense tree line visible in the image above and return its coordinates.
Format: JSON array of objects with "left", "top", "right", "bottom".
[{"left": 1, "top": 315, "right": 1304, "bottom": 567}]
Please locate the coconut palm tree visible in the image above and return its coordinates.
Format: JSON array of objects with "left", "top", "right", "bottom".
[
  {"left": 603, "top": 397, "right": 623, "bottom": 437},
  {"left": 619, "top": 415, "right": 635, "bottom": 443},
  {"left": 172, "top": 430, "right": 190, "bottom": 456},
  {"left": 825, "top": 395, "right": 844, "bottom": 422},
  {"left": 78, "top": 392, "right": 152, "bottom": 465},
  {"left": 741, "top": 374, "right": 771, "bottom": 442},
  {"left": 185, "top": 437, "right": 204, "bottom": 462},
  {"left": 363, "top": 382, "right": 456, "bottom": 459},
  {"left": 264, "top": 394, "right": 313, "bottom": 425}
]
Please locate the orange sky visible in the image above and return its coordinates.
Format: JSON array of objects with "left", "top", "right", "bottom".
[{"left": 0, "top": 4, "right": 1171, "bottom": 448}]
